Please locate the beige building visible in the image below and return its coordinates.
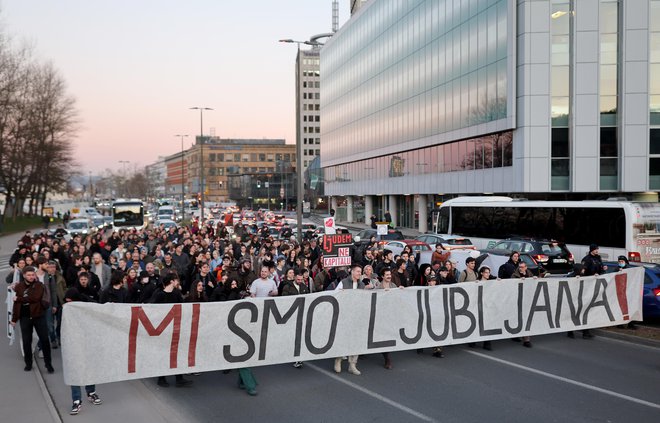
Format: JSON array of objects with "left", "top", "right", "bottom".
[{"left": 185, "top": 137, "right": 296, "bottom": 203}]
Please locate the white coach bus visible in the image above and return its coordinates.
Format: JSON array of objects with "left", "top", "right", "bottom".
[
  {"left": 433, "top": 197, "right": 660, "bottom": 263},
  {"left": 112, "top": 199, "right": 146, "bottom": 230}
]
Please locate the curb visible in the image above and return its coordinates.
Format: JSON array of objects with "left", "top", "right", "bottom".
[
  {"left": 34, "top": 360, "right": 64, "bottom": 423},
  {"left": 593, "top": 329, "right": 660, "bottom": 349}
]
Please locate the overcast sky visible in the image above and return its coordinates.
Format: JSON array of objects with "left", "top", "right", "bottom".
[{"left": 1, "top": 0, "right": 347, "bottom": 173}]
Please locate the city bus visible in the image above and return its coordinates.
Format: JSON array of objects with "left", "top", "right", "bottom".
[
  {"left": 433, "top": 196, "right": 660, "bottom": 263},
  {"left": 112, "top": 199, "right": 146, "bottom": 230}
]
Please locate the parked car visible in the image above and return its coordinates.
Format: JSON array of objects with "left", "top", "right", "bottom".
[
  {"left": 355, "top": 228, "right": 405, "bottom": 243},
  {"left": 154, "top": 219, "right": 178, "bottom": 230},
  {"left": 604, "top": 262, "right": 660, "bottom": 320},
  {"left": 481, "top": 238, "right": 574, "bottom": 275},
  {"left": 384, "top": 240, "right": 433, "bottom": 263},
  {"left": 67, "top": 218, "right": 95, "bottom": 236},
  {"left": 103, "top": 216, "right": 114, "bottom": 229},
  {"left": 415, "top": 234, "right": 476, "bottom": 250}
]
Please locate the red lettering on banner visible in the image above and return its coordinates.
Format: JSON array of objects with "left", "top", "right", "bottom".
[
  {"left": 322, "top": 234, "right": 353, "bottom": 253},
  {"left": 614, "top": 273, "right": 629, "bottom": 320},
  {"left": 338, "top": 247, "right": 349, "bottom": 257},
  {"left": 128, "top": 305, "right": 182, "bottom": 373},
  {"left": 188, "top": 303, "right": 201, "bottom": 366}
]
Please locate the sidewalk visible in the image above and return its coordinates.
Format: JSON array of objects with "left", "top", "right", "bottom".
[{"left": 1, "top": 230, "right": 187, "bottom": 423}]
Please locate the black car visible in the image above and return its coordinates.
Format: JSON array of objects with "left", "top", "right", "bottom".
[
  {"left": 482, "top": 238, "right": 574, "bottom": 275},
  {"left": 356, "top": 229, "right": 405, "bottom": 242}
]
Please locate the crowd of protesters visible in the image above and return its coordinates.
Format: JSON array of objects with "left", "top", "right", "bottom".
[{"left": 5, "top": 211, "right": 620, "bottom": 414}]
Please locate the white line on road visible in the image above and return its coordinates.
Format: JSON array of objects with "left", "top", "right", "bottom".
[
  {"left": 306, "top": 363, "right": 438, "bottom": 423},
  {"left": 465, "top": 350, "right": 660, "bottom": 410}
]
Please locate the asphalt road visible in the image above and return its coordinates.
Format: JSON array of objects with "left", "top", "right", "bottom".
[
  {"left": 2, "top": 226, "right": 660, "bottom": 423},
  {"left": 146, "top": 333, "right": 660, "bottom": 423}
]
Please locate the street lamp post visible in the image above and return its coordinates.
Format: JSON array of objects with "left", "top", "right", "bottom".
[
  {"left": 175, "top": 134, "right": 189, "bottom": 221},
  {"left": 279, "top": 38, "right": 321, "bottom": 243},
  {"left": 189, "top": 107, "right": 213, "bottom": 221},
  {"left": 118, "top": 160, "right": 130, "bottom": 197}
]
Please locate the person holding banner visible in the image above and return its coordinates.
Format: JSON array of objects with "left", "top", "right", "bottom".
[
  {"left": 63, "top": 287, "right": 103, "bottom": 415},
  {"left": 153, "top": 273, "right": 193, "bottom": 388},
  {"left": 282, "top": 270, "right": 310, "bottom": 369},
  {"left": 334, "top": 264, "right": 365, "bottom": 375}
]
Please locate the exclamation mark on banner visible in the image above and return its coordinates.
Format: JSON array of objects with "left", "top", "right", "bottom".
[{"left": 615, "top": 273, "right": 629, "bottom": 321}]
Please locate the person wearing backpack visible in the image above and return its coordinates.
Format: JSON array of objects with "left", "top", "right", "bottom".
[{"left": 458, "top": 257, "right": 478, "bottom": 282}]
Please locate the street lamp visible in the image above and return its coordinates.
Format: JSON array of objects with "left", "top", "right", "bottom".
[
  {"left": 189, "top": 107, "right": 213, "bottom": 221},
  {"left": 279, "top": 38, "right": 322, "bottom": 242},
  {"left": 175, "top": 134, "right": 189, "bottom": 221},
  {"left": 118, "top": 160, "right": 130, "bottom": 198}
]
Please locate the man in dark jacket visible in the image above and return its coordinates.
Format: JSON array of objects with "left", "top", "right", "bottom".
[
  {"left": 581, "top": 244, "right": 607, "bottom": 276},
  {"left": 10, "top": 266, "right": 54, "bottom": 373},
  {"left": 228, "top": 258, "right": 256, "bottom": 291},
  {"left": 281, "top": 270, "right": 310, "bottom": 369},
  {"left": 128, "top": 271, "right": 157, "bottom": 303},
  {"left": 153, "top": 273, "right": 193, "bottom": 388}
]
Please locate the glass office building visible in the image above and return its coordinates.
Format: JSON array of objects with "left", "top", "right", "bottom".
[{"left": 321, "top": 0, "right": 660, "bottom": 231}]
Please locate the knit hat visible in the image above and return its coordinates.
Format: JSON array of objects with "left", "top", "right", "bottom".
[{"left": 589, "top": 244, "right": 599, "bottom": 253}]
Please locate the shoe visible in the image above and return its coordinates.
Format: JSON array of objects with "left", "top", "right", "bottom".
[
  {"left": 87, "top": 392, "right": 102, "bottom": 405},
  {"left": 523, "top": 341, "right": 532, "bottom": 348},
  {"left": 293, "top": 361, "right": 303, "bottom": 369},
  {"left": 334, "top": 358, "right": 342, "bottom": 373},
  {"left": 567, "top": 331, "right": 575, "bottom": 339},
  {"left": 483, "top": 341, "right": 492, "bottom": 351},
  {"left": 384, "top": 359, "right": 392, "bottom": 370},
  {"left": 38, "top": 350, "right": 44, "bottom": 359},
  {"left": 52, "top": 341, "right": 59, "bottom": 350},
  {"left": 70, "top": 400, "right": 82, "bottom": 415},
  {"left": 157, "top": 378, "right": 169, "bottom": 388},
  {"left": 348, "top": 364, "right": 361, "bottom": 376},
  {"left": 46, "top": 364, "right": 55, "bottom": 374},
  {"left": 24, "top": 365, "right": 32, "bottom": 372},
  {"left": 175, "top": 378, "right": 193, "bottom": 387},
  {"left": 247, "top": 388, "right": 258, "bottom": 396},
  {"left": 416, "top": 348, "right": 424, "bottom": 354},
  {"left": 432, "top": 347, "right": 444, "bottom": 358},
  {"left": 222, "top": 369, "right": 231, "bottom": 374}
]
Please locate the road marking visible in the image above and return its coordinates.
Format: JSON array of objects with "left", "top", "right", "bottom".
[
  {"left": 306, "top": 363, "right": 438, "bottom": 423},
  {"left": 465, "top": 350, "right": 660, "bottom": 410}
]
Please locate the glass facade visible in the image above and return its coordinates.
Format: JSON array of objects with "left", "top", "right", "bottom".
[
  {"left": 321, "top": 0, "right": 511, "bottom": 165},
  {"left": 651, "top": 0, "right": 660, "bottom": 189},
  {"left": 599, "top": 0, "right": 618, "bottom": 190},
  {"left": 550, "top": 0, "right": 571, "bottom": 191},
  {"left": 325, "top": 131, "right": 512, "bottom": 184}
]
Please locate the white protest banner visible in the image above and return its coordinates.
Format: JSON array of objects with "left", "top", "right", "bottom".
[
  {"left": 376, "top": 224, "right": 388, "bottom": 236},
  {"left": 323, "top": 217, "right": 336, "bottom": 234},
  {"left": 62, "top": 268, "right": 643, "bottom": 386},
  {"left": 6, "top": 286, "right": 15, "bottom": 345}
]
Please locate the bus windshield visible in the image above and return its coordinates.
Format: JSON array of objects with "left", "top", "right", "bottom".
[
  {"left": 113, "top": 204, "right": 144, "bottom": 227},
  {"left": 632, "top": 203, "right": 660, "bottom": 262}
]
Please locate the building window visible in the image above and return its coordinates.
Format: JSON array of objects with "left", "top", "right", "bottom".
[
  {"left": 242, "top": 154, "right": 249, "bottom": 162},
  {"left": 250, "top": 153, "right": 257, "bottom": 161},
  {"left": 209, "top": 153, "right": 216, "bottom": 162},
  {"left": 218, "top": 153, "right": 224, "bottom": 161},
  {"left": 259, "top": 153, "right": 266, "bottom": 161},
  {"left": 267, "top": 154, "right": 274, "bottom": 162}
]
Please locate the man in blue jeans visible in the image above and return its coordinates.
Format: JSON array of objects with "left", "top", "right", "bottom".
[{"left": 63, "top": 287, "right": 103, "bottom": 415}]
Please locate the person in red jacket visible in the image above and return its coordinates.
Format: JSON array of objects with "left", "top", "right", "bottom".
[{"left": 10, "top": 266, "right": 54, "bottom": 373}]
